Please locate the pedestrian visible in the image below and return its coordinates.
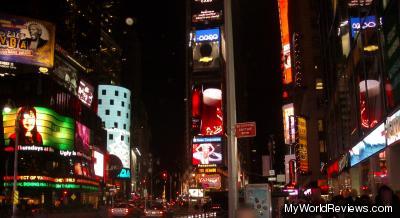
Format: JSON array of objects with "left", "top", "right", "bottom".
[{"left": 374, "top": 185, "right": 400, "bottom": 218}]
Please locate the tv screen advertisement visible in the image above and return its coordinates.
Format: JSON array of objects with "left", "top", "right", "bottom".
[
  {"left": 349, "top": 16, "right": 377, "bottom": 39},
  {"left": 192, "top": 136, "right": 222, "bottom": 165},
  {"left": 0, "top": 14, "right": 55, "bottom": 67},
  {"left": 78, "top": 80, "right": 94, "bottom": 107},
  {"left": 192, "top": 28, "right": 220, "bottom": 72},
  {"left": 75, "top": 121, "right": 91, "bottom": 154},
  {"left": 3, "top": 106, "right": 74, "bottom": 151},
  {"left": 349, "top": 123, "right": 386, "bottom": 166},
  {"left": 93, "top": 151, "right": 104, "bottom": 177}
]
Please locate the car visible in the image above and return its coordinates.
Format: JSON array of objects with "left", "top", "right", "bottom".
[
  {"left": 144, "top": 203, "right": 166, "bottom": 217},
  {"left": 109, "top": 203, "right": 139, "bottom": 217}
]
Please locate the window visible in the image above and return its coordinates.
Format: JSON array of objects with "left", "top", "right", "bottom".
[
  {"left": 128, "top": 136, "right": 130, "bottom": 143},
  {"left": 123, "top": 124, "right": 126, "bottom": 129},
  {"left": 102, "top": 121, "right": 105, "bottom": 127},
  {"left": 128, "top": 104, "right": 131, "bottom": 109},
  {"left": 110, "top": 99, "right": 114, "bottom": 105},
  {"left": 105, "top": 109, "right": 110, "bottom": 115},
  {"left": 126, "top": 113, "right": 129, "bottom": 118},
  {"left": 98, "top": 99, "right": 102, "bottom": 105},
  {"left": 109, "top": 134, "right": 113, "bottom": 140},
  {"left": 124, "top": 93, "right": 127, "bottom": 98},
  {"left": 115, "top": 90, "right": 119, "bottom": 96},
  {"left": 117, "top": 111, "right": 121, "bottom": 116},
  {"left": 114, "top": 122, "right": 118, "bottom": 128},
  {"left": 121, "top": 101, "right": 125, "bottom": 107},
  {"left": 102, "top": 90, "right": 106, "bottom": 95},
  {"left": 121, "top": 135, "right": 124, "bottom": 141}
]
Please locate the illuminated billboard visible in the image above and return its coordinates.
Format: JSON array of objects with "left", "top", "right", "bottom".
[
  {"left": 192, "top": 28, "right": 220, "bottom": 72},
  {"left": 282, "top": 103, "right": 295, "bottom": 144},
  {"left": 386, "top": 109, "right": 400, "bottom": 146},
  {"left": 98, "top": 85, "right": 131, "bottom": 177},
  {"left": 192, "top": 136, "right": 222, "bottom": 165},
  {"left": 197, "top": 174, "right": 221, "bottom": 189},
  {"left": 189, "top": 188, "right": 204, "bottom": 198},
  {"left": 192, "top": 0, "right": 223, "bottom": 24},
  {"left": 192, "top": 85, "right": 223, "bottom": 136},
  {"left": 350, "top": 16, "right": 377, "bottom": 39},
  {"left": 78, "top": 80, "right": 94, "bottom": 107},
  {"left": 296, "top": 116, "right": 309, "bottom": 174},
  {"left": 0, "top": 14, "right": 55, "bottom": 67},
  {"left": 75, "top": 121, "right": 91, "bottom": 154},
  {"left": 3, "top": 107, "right": 74, "bottom": 151},
  {"left": 53, "top": 55, "right": 78, "bottom": 95},
  {"left": 93, "top": 151, "right": 104, "bottom": 177},
  {"left": 278, "top": 0, "right": 292, "bottom": 84},
  {"left": 349, "top": 123, "right": 386, "bottom": 166}
]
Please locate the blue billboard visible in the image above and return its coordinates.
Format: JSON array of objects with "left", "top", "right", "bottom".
[
  {"left": 349, "top": 124, "right": 386, "bottom": 166},
  {"left": 195, "top": 28, "right": 220, "bottom": 42},
  {"left": 350, "top": 16, "right": 377, "bottom": 39}
]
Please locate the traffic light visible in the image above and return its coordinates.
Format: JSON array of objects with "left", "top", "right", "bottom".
[{"left": 162, "top": 172, "right": 167, "bottom": 180}]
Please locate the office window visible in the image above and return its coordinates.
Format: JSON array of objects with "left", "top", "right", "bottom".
[
  {"left": 123, "top": 124, "right": 126, "bottom": 129},
  {"left": 117, "top": 111, "right": 121, "bottom": 116},
  {"left": 121, "top": 135, "right": 124, "bottom": 141},
  {"left": 109, "top": 134, "right": 113, "bottom": 140},
  {"left": 115, "top": 90, "right": 119, "bottom": 96},
  {"left": 102, "top": 121, "right": 105, "bottom": 127},
  {"left": 124, "top": 93, "right": 127, "bottom": 98},
  {"left": 110, "top": 99, "right": 114, "bottom": 105},
  {"left": 128, "top": 136, "right": 130, "bottom": 143},
  {"left": 105, "top": 109, "right": 110, "bottom": 115},
  {"left": 126, "top": 113, "right": 129, "bottom": 118},
  {"left": 121, "top": 101, "right": 125, "bottom": 107},
  {"left": 114, "top": 122, "right": 118, "bottom": 128},
  {"left": 98, "top": 99, "right": 102, "bottom": 105},
  {"left": 102, "top": 90, "right": 106, "bottom": 95}
]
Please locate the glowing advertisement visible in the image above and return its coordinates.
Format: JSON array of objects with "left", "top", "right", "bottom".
[
  {"left": 349, "top": 123, "right": 386, "bottom": 166},
  {"left": 385, "top": 109, "right": 400, "bottom": 146},
  {"left": 75, "top": 121, "right": 91, "bottom": 154},
  {"left": 78, "top": 80, "right": 94, "bottom": 107},
  {"left": 296, "top": 117, "right": 309, "bottom": 174},
  {"left": 192, "top": 28, "right": 220, "bottom": 71},
  {"left": 189, "top": 188, "right": 204, "bottom": 198},
  {"left": 53, "top": 55, "right": 78, "bottom": 95},
  {"left": 278, "top": 0, "right": 292, "bottom": 84},
  {"left": 0, "top": 14, "right": 55, "bottom": 67},
  {"left": 192, "top": 136, "right": 222, "bottom": 165},
  {"left": 3, "top": 107, "right": 74, "bottom": 151},
  {"left": 93, "top": 151, "right": 104, "bottom": 177},
  {"left": 350, "top": 16, "right": 377, "bottom": 39},
  {"left": 282, "top": 103, "right": 295, "bottom": 144},
  {"left": 197, "top": 174, "right": 221, "bottom": 189},
  {"left": 192, "top": 0, "right": 222, "bottom": 24}
]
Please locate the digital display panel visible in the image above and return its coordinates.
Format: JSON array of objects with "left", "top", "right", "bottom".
[
  {"left": 78, "top": 80, "right": 94, "bottom": 107},
  {"left": 189, "top": 188, "right": 204, "bottom": 198},
  {"left": 0, "top": 14, "right": 55, "bottom": 67},
  {"left": 349, "top": 123, "right": 386, "bottom": 166},
  {"left": 3, "top": 107, "right": 74, "bottom": 151},
  {"left": 350, "top": 16, "right": 377, "bottom": 39},
  {"left": 192, "top": 28, "right": 220, "bottom": 72},
  {"left": 282, "top": 103, "right": 295, "bottom": 144},
  {"left": 53, "top": 55, "right": 78, "bottom": 95},
  {"left": 278, "top": 0, "right": 292, "bottom": 84},
  {"left": 192, "top": 136, "right": 222, "bottom": 165},
  {"left": 75, "top": 121, "right": 91, "bottom": 154},
  {"left": 93, "top": 151, "right": 104, "bottom": 177},
  {"left": 385, "top": 108, "right": 400, "bottom": 146},
  {"left": 197, "top": 174, "right": 221, "bottom": 189}
]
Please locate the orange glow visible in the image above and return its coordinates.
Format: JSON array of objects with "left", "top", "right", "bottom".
[{"left": 278, "top": 0, "right": 292, "bottom": 84}]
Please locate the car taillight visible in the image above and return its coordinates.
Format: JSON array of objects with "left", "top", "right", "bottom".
[
  {"left": 125, "top": 209, "right": 128, "bottom": 213},
  {"left": 111, "top": 209, "right": 114, "bottom": 212}
]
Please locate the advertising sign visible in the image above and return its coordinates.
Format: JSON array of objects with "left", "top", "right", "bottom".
[
  {"left": 350, "top": 16, "right": 377, "bottom": 39},
  {"left": 235, "top": 122, "right": 256, "bottom": 138},
  {"left": 282, "top": 103, "right": 295, "bottom": 144},
  {"left": 192, "top": 136, "right": 222, "bottom": 165},
  {"left": 53, "top": 55, "right": 78, "bottom": 95},
  {"left": 75, "top": 121, "right": 91, "bottom": 154},
  {"left": 192, "top": 29, "right": 220, "bottom": 71},
  {"left": 197, "top": 174, "right": 221, "bottom": 189},
  {"left": 244, "top": 184, "right": 272, "bottom": 218},
  {"left": 285, "top": 154, "right": 296, "bottom": 184},
  {"left": 278, "top": 0, "right": 292, "bottom": 84},
  {"left": 350, "top": 123, "right": 386, "bottom": 166},
  {"left": 93, "top": 151, "right": 104, "bottom": 177},
  {"left": 192, "top": 0, "right": 223, "bottom": 24},
  {"left": 386, "top": 109, "right": 400, "bottom": 146},
  {"left": 296, "top": 116, "right": 309, "bottom": 174},
  {"left": 0, "top": 14, "right": 55, "bottom": 67},
  {"left": 3, "top": 107, "right": 74, "bottom": 151},
  {"left": 77, "top": 80, "right": 94, "bottom": 107},
  {"left": 189, "top": 188, "right": 204, "bottom": 198}
]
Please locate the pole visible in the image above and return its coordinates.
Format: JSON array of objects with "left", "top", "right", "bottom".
[
  {"left": 224, "top": 0, "right": 238, "bottom": 216},
  {"left": 169, "top": 176, "right": 172, "bottom": 202},
  {"left": 12, "top": 113, "right": 20, "bottom": 218}
]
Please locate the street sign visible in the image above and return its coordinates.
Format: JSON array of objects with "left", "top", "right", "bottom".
[
  {"left": 13, "top": 190, "right": 19, "bottom": 205},
  {"left": 277, "top": 174, "right": 286, "bottom": 183},
  {"left": 71, "top": 194, "right": 77, "bottom": 200},
  {"left": 235, "top": 122, "right": 256, "bottom": 138},
  {"left": 269, "top": 170, "right": 275, "bottom": 176}
]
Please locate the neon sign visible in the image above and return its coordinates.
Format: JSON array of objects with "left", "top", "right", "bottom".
[{"left": 3, "top": 175, "right": 99, "bottom": 187}]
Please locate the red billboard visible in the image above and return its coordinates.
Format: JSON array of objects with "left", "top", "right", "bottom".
[
  {"left": 197, "top": 174, "right": 221, "bottom": 189},
  {"left": 278, "top": 0, "right": 292, "bottom": 84}
]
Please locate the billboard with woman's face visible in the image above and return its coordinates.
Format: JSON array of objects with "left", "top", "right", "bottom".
[
  {"left": 192, "top": 136, "right": 222, "bottom": 165},
  {"left": 3, "top": 107, "right": 74, "bottom": 151}
]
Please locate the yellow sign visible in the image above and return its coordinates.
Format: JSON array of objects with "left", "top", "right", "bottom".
[
  {"left": 297, "top": 117, "right": 309, "bottom": 173},
  {"left": 13, "top": 190, "right": 19, "bottom": 205}
]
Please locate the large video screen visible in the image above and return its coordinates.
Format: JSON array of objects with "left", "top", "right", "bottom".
[
  {"left": 93, "top": 151, "right": 104, "bottom": 177},
  {"left": 278, "top": 0, "right": 292, "bottom": 84},
  {"left": 78, "top": 80, "right": 94, "bottom": 107},
  {"left": 192, "top": 136, "right": 222, "bottom": 165},
  {"left": 192, "top": 28, "right": 220, "bottom": 72},
  {"left": 75, "top": 121, "right": 91, "bottom": 154},
  {"left": 53, "top": 55, "right": 78, "bottom": 95},
  {"left": 349, "top": 123, "right": 386, "bottom": 166},
  {"left": 3, "top": 107, "right": 74, "bottom": 151},
  {"left": 282, "top": 103, "right": 295, "bottom": 145},
  {"left": 0, "top": 14, "right": 55, "bottom": 67}
]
